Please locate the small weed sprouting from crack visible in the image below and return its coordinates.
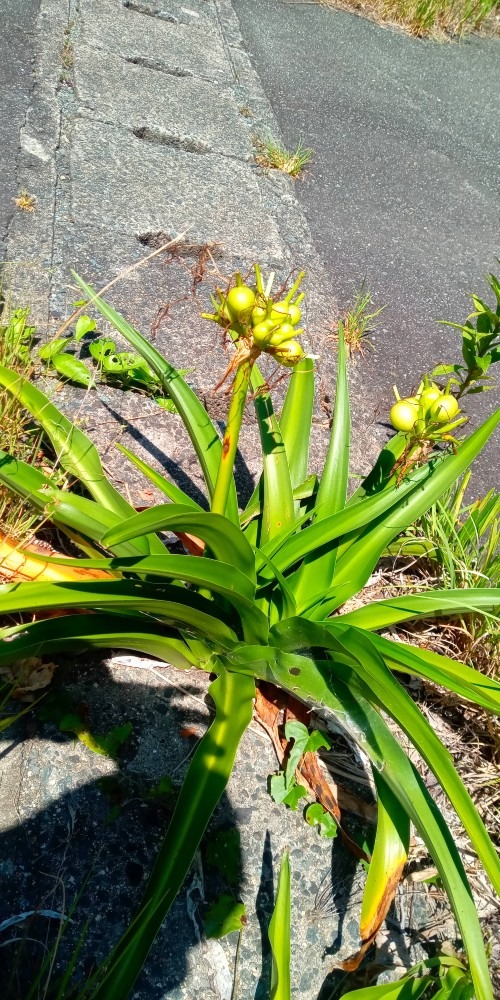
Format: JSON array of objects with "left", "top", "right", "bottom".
[
  {"left": 253, "top": 134, "right": 313, "bottom": 178},
  {"left": 59, "top": 22, "right": 74, "bottom": 86},
  {"left": 330, "top": 282, "right": 386, "bottom": 357}
]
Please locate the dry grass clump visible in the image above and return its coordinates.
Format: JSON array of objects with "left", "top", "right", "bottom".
[{"left": 317, "top": 0, "right": 499, "bottom": 38}]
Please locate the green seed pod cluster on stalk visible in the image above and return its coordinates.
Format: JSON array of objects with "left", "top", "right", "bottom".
[
  {"left": 202, "top": 265, "right": 307, "bottom": 368},
  {"left": 390, "top": 376, "right": 466, "bottom": 443}
]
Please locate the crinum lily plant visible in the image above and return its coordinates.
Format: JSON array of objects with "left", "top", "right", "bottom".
[{"left": 0, "top": 266, "right": 499, "bottom": 1000}]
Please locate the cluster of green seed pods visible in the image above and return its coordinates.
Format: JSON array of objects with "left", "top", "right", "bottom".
[
  {"left": 203, "top": 266, "right": 306, "bottom": 368},
  {"left": 390, "top": 376, "right": 464, "bottom": 441}
]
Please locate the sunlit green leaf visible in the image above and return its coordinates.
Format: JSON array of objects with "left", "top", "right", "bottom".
[{"left": 204, "top": 895, "right": 246, "bottom": 939}]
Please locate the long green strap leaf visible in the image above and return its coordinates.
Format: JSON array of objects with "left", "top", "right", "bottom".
[
  {"left": 360, "top": 771, "right": 410, "bottom": 943},
  {"left": 0, "top": 453, "right": 154, "bottom": 558},
  {"left": 272, "top": 618, "right": 500, "bottom": 893},
  {"left": 334, "top": 625, "right": 500, "bottom": 714},
  {"left": 101, "top": 504, "right": 256, "bottom": 583},
  {"left": 24, "top": 553, "right": 267, "bottom": 643},
  {"left": 116, "top": 444, "right": 204, "bottom": 510},
  {"left": 257, "top": 463, "right": 433, "bottom": 582},
  {"left": 337, "top": 588, "right": 500, "bottom": 630},
  {"left": 0, "top": 580, "right": 239, "bottom": 647},
  {"left": 347, "top": 431, "right": 408, "bottom": 505},
  {"left": 88, "top": 670, "right": 255, "bottom": 1000},
  {"left": 292, "top": 323, "right": 350, "bottom": 605},
  {"left": 0, "top": 366, "right": 148, "bottom": 527},
  {"left": 221, "top": 645, "right": 493, "bottom": 1000},
  {"left": 310, "top": 622, "right": 500, "bottom": 894},
  {"left": 278, "top": 357, "right": 315, "bottom": 489},
  {"left": 72, "top": 273, "right": 239, "bottom": 524},
  {"left": 0, "top": 615, "right": 202, "bottom": 671},
  {"left": 269, "top": 852, "right": 291, "bottom": 1000},
  {"left": 250, "top": 365, "right": 295, "bottom": 546}
]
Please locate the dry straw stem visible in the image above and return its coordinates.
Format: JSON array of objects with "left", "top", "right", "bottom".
[{"left": 314, "top": 0, "right": 499, "bottom": 37}]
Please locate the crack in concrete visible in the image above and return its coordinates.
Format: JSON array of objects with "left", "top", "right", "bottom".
[
  {"left": 124, "top": 55, "right": 194, "bottom": 77},
  {"left": 122, "top": 0, "right": 179, "bottom": 20},
  {"left": 132, "top": 125, "right": 212, "bottom": 155}
]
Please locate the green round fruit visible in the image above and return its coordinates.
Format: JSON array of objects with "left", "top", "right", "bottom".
[
  {"left": 251, "top": 303, "right": 267, "bottom": 325},
  {"left": 270, "top": 300, "right": 290, "bottom": 324},
  {"left": 429, "top": 394, "right": 459, "bottom": 423},
  {"left": 226, "top": 285, "right": 256, "bottom": 318},
  {"left": 287, "top": 303, "right": 302, "bottom": 325},
  {"left": 419, "top": 387, "right": 441, "bottom": 411},
  {"left": 252, "top": 320, "right": 275, "bottom": 346},
  {"left": 273, "top": 340, "right": 305, "bottom": 367},
  {"left": 390, "top": 400, "right": 419, "bottom": 432},
  {"left": 268, "top": 322, "right": 297, "bottom": 346}
]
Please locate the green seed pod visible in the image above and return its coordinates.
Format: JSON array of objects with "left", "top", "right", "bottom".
[
  {"left": 252, "top": 319, "right": 275, "bottom": 346},
  {"left": 268, "top": 322, "right": 298, "bottom": 346},
  {"left": 390, "top": 400, "right": 419, "bottom": 432},
  {"left": 270, "top": 300, "right": 291, "bottom": 324},
  {"left": 272, "top": 339, "right": 305, "bottom": 367},
  {"left": 429, "top": 394, "right": 459, "bottom": 423},
  {"left": 226, "top": 285, "right": 256, "bottom": 319},
  {"left": 251, "top": 303, "right": 268, "bottom": 326},
  {"left": 287, "top": 302, "right": 302, "bottom": 325},
  {"left": 419, "top": 387, "right": 442, "bottom": 412}
]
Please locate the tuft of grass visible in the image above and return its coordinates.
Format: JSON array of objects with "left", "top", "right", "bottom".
[
  {"left": 331, "top": 282, "right": 386, "bottom": 357},
  {"left": 317, "top": 0, "right": 499, "bottom": 38},
  {"left": 393, "top": 472, "right": 500, "bottom": 593},
  {"left": 253, "top": 134, "right": 313, "bottom": 178},
  {"left": 387, "top": 472, "right": 500, "bottom": 684},
  {"left": 0, "top": 306, "right": 63, "bottom": 547}
]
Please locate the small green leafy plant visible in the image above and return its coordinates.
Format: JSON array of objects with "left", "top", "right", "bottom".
[
  {"left": 37, "top": 314, "right": 187, "bottom": 409},
  {"left": 0, "top": 265, "right": 498, "bottom": 999},
  {"left": 270, "top": 719, "right": 331, "bottom": 810},
  {"left": 434, "top": 272, "right": 500, "bottom": 398}
]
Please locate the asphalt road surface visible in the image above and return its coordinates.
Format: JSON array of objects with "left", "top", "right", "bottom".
[
  {"left": 0, "top": 0, "right": 40, "bottom": 260},
  {"left": 233, "top": 0, "right": 500, "bottom": 492}
]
